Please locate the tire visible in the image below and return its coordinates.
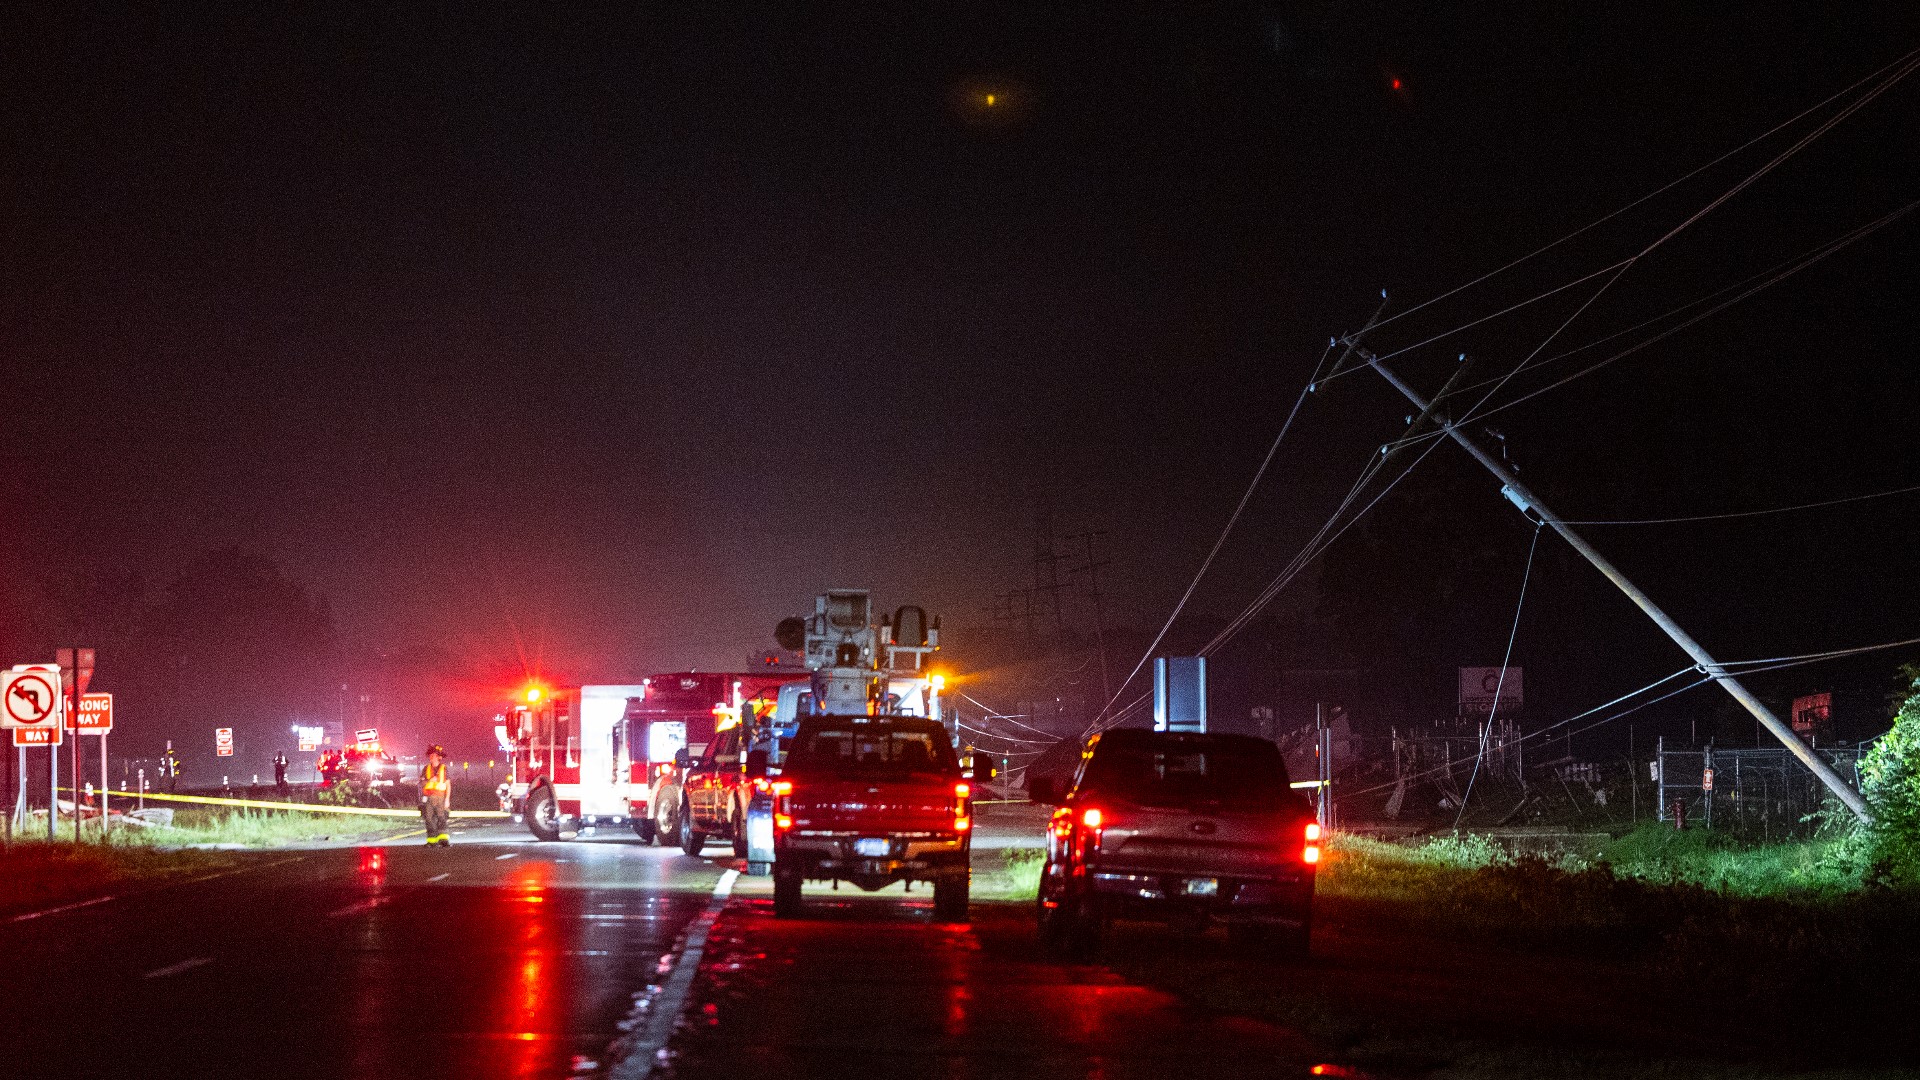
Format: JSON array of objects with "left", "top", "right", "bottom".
[
  {"left": 933, "top": 873, "right": 970, "bottom": 922},
  {"left": 652, "top": 799, "right": 676, "bottom": 847},
  {"left": 730, "top": 806, "right": 749, "bottom": 858},
  {"left": 631, "top": 816, "right": 657, "bottom": 843},
  {"left": 678, "top": 798, "right": 707, "bottom": 856},
  {"left": 1063, "top": 892, "right": 1104, "bottom": 959},
  {"left": 1037, "top": 877, "right": 1069, "bottom": 951},
  {"left": 526, "top": 785, "right": 562, "bottom": 842},
  {"left": 773, "top": 865, "right": 803, "bottom": 918}
]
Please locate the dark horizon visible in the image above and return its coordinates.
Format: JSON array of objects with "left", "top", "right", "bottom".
[{"left": 4, "top": 3, "right": 1917, "bottom": 772}]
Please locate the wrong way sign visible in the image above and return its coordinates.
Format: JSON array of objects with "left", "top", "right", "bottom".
[
  {"left": 216, "top": 727, "right": 235, "bottom": 757},
  {"left": 3, "top": 669, "right": 63, "bottom": 730},
  {"left": 73, "top": 693, "right": 112, "bottom": 733}
]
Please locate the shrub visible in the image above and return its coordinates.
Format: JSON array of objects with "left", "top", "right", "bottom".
[{"left": 1857, "top": 670, "right": 1920, "bottom": 886}]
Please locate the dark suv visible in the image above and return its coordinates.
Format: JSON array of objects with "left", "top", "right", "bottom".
[
  {"left": 772, "top": 714, "right": 972, "bottom": 920},
  {"left": 1028, "top": 729, "right": 1320, "bottom": 956}
]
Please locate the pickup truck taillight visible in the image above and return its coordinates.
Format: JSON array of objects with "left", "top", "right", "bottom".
[
  {"left": 772, "top": 779, "right": 794, "bottom": 831},
  {"left": 953, "top": 781, "right": 971, "bottom": 832},
  {"left": 1303, "top": 820, "right": 1322, "bottom": 865}
]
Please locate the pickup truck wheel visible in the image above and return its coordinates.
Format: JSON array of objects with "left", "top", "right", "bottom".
[
  {"left": 773, "top": 866, "right": 803, "bottom": 918},
  {"left": 678, "top": 798, "right": 707, "bottom": 856},
  {"left": 526, "top": 785, "right": 562, "bottom": 842},
  {"left": 631, "top": 816, "right": 657, "bottom": 843},
  {"left": 933, "top": 873, "right": 970, "bottom": 922},
  {"left": 729, "top": 807, "right": 749, "bottom": 858},
  {"left": 1063, "top": 893, "right": 1104, "bottom": 959},
  {"left": 652, "top": 800, "right": 676, "bottom": 846},
  {"left": 1037, "top": 877, "right": 1069, "bottom": 950}
]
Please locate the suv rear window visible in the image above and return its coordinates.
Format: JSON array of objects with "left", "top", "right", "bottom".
[
  {"left": 787, "top": 719, "right": 958, "bottom": 777},
  {"left": 1080, "top": 738, "right": 1288, "bottom": 811}
]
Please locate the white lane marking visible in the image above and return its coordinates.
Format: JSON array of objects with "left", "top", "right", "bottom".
[
  {"left": 495, "top": 852, "right": 518, "bottom": 860},
  {"left": 327, "top": 895, "right": 392, "bottom": 918},
  {"left": 426, "top": 873, "right": 451, "bottom": 883},
  {"left": 4, "top": 855, "right": 309, "bottom": 927},
  {"left": 7, "top": 894, "right": 118, "bottom": 924},
  {"left": 142, "top": 956, "right": 213, "bottom": 980},
  {"left": 603, "top": 868, "right": 739, "bottom": 1080}
]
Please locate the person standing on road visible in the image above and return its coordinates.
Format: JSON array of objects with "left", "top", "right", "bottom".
[
  {"left": 273, "top": 751, "right": 290, "bottom": 796},
  {"left": 420, "top": 745, "right": 451, "bottom": 846}
]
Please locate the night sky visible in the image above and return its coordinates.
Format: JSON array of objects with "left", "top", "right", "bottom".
[{"left": 4, "top": 3, "right": 1917, "bottom": 760}]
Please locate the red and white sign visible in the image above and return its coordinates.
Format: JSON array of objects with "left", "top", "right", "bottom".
[
  {"left": 215, "top": 727, "right": 235, "bottom": 757},
  {"left": 1791, "top": 693, "right": 1832, "bottom": 737},
  {"left": 1458, "top": 666, "right": 1523, "bottom": 713},
  {"left": 355, "top": 728, "right": 379, "bottom": 749},
  {"left": 3, "top": 669, "right": 63, "bottom": 729},
  {"left": 73, "top": 693, "right": 112, "bottom": 733},
  {"left": 13, "top": 726, "right": 60, "bottom": 747}
]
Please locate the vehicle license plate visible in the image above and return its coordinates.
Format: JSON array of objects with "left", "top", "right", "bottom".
[
  {"left": 1183, "top": 877, "right": 1219, "bottom": 897},
  {"left": 854, "top": 838, "right": 890, "bottom": 857}
]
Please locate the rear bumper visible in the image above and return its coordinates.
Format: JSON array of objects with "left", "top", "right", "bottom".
[
  {"left": 779, "top": 832, "right": 970, "bottom": 884},
  {"left": 1087, "top": 865, "right": 1314, "bottom": 924}
]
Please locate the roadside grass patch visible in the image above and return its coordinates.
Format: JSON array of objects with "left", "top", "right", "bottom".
[
  {"left": 109, "top": 806, "right": 411, "bottom": 848},
  {"left": 971, "top": 847, "right": 1045, "bottom": 901},
  {"left": 0, "top": 841, "right": 236, "bottom": 919}
]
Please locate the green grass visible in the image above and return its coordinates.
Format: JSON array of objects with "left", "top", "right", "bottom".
[
  {"left": 103, "top": 805, "right": 417, "bottom": 848},
  {"left": 970, "top": 846, "right": 1045, "bottom": 901}
]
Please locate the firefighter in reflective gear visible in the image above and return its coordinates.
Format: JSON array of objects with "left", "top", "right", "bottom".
[{"left": 420, "top": 745, "right": 451, "bottom": 846}]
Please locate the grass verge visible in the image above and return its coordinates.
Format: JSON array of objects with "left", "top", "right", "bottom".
[
  {"left": 0, "top": 841, "right": 240, "bottom": 919},
  {"left": 105, "top": 806, "right": 414, "bottom": 848}
]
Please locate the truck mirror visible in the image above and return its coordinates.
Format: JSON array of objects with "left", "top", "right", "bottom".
[
  {"left": 674, "top": 748, "right": 693, "bottom": 770},
  {"left": 745, "top": 749, "right": 769, "bottom": 778},
  {"left": 1027, "top": 776, "right": 1062, "bottom": 805}
]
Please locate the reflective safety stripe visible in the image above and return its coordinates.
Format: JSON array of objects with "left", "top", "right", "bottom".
[{"left": 422, "top": 763, "right": 450, "bottom": 795}]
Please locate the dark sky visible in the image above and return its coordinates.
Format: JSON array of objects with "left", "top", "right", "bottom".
[{"left": 4, "top": 3, "right": 1917, "bottom": 726}]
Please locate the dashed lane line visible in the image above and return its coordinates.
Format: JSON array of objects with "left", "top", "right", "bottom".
[
  {"left": 495, "top": 852, "right": 518, "bottom": 860},
  {"left": 603, "top": 868, "right": 739, "bottom": 1080},
  {"left": 142, "top": 957, "right": 214, "bottom": 980},
  {"left": 426, "top": 872, "right": 451, "bottom": 883},
  {"left": 5, "top": 856, "right": 308, "bottom": 926}
]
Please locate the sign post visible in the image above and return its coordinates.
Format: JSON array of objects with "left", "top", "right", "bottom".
[
  {"left": 4, "top": 667, "right": 64, "bottom": 839},
  {"left": 76, "top": 694, "right": 112, "bottom": 837}
]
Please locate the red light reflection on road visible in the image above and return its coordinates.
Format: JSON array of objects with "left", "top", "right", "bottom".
[{"left": 503, "top": 858, "right": 557, "bottom": 1079}]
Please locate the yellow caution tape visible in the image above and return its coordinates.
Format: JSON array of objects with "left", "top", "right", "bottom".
[{"left": 80, "top": 788, "right": 508, "bottom": 819}]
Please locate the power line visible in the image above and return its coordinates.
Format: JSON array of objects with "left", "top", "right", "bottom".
[
  {"left": 954, "top": 721, "right": 1054, "bottom": 746},
  {"left": 1561, "top": 482, "right": 1920, "bottom": 526},
  {"left": 1089, "top": 330, "right": 1351, "bottom": 728},
  {"left": 1454, "top": 520, "right": 1544, "bottom": 827},
  {"left": 1360, "top": 43, "right": 1920, "bottom": 338},
  {"left": 1369, "top": 194, "right": 1920, "bottom": 463},
  {"left": 1720, "top": 633, "right": 1920, "bottom": 671}
]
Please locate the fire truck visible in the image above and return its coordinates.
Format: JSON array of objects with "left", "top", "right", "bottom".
[
  {"left": 495, "top": 674, "right": 799, "bottom": 843},
  {"left": 492, "top": 589, "right": 949, "bottom": 845},
  {"left": 672, "top": 590, "right": 949, "bottom": 861}
]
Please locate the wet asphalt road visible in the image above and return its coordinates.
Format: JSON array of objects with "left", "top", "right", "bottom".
[
  {"left": 4, "top": 807, "right": 1326, "bottom": 1079},
  {"left": 664, "top": 881, "right": 1321, "bottom": 1080},
  {"left": 1, "top": 823, "right": 724, "bottom": 1080}
]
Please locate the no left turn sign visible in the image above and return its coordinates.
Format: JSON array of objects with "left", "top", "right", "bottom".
[{"left": 3, "top": 670, "right": 63, "bottom": 729}]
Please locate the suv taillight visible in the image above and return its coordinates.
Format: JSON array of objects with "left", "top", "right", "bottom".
[
  {"left": 772, "top": 779, "right": 794, "bottom": 831},
  {"left": 1302, "top": 820, "right": 1322, "bottom": 865}
]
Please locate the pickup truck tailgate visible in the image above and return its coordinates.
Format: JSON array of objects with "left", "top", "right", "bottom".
[{"left": 790, "top": 776, "right": 958, "bottom": 833}]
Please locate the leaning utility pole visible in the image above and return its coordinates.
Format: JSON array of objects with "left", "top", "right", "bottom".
[{"left": 1358, "top": 348, "right": 1871, "bottom": 822}]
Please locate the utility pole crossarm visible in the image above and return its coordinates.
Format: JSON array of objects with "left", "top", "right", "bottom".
[{"left": 1358, "top": 349, "right": 1871, "bottom": 822}]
